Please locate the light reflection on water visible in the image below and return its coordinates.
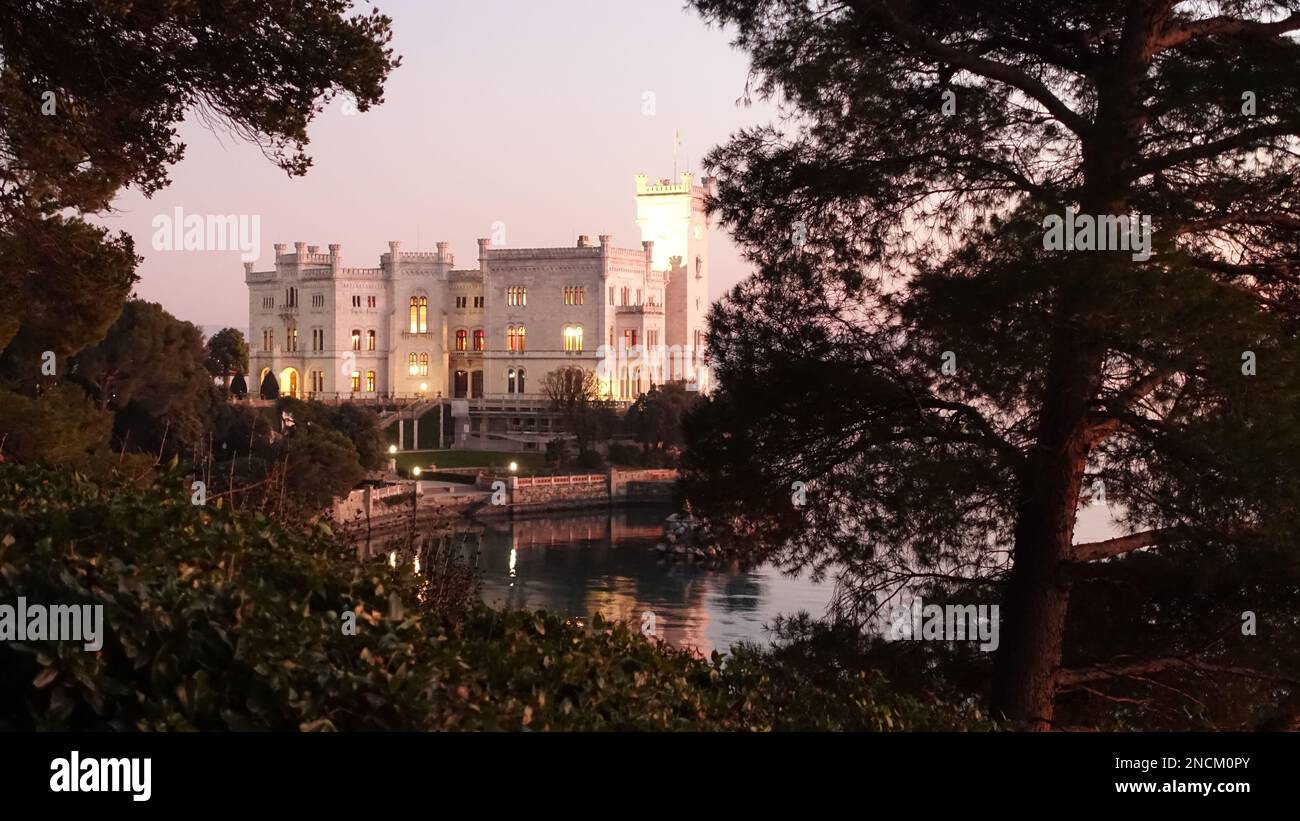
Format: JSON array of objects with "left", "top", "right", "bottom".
[{"left": 473, "top": 506, "right": 834, "bottom": 656}]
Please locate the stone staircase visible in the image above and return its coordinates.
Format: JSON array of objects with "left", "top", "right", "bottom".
[{"left": 376, "top": 397, "right": 435, "bottom": 430}]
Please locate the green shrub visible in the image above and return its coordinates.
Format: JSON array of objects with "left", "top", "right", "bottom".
[
  {"left": 0, "top": 463, "right": 985, "bottom": 731},
  {"left": 606, "top": 441, "right": 643, "bottom": 466},
  {"left": 575, "top": 448, "right": 605, "bottom": 471}
]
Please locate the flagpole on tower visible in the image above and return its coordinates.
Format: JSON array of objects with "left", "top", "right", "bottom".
[{"left": 673, "top": 129, "right": 680, "bottom": 178}]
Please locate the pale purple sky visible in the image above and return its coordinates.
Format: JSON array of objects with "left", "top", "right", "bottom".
[{"left": 99, "top": 0, "right": 771, "bottom": 333}]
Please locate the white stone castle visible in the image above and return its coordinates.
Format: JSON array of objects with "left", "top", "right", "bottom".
[{"left": 245, "top": 172, "right": 711, "bottom": 406}]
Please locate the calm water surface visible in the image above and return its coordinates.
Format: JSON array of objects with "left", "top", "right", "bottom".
[{"left": 470, "top": 506, "right": 833, "bottom": 655}]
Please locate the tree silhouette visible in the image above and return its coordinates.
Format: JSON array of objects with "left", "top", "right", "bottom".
[{"left": 685, "top": 0, "right": 1300, "bottom": 728}]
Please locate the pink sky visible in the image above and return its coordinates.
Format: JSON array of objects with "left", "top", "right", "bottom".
[{"left": 99, "top": 0, "right": 771, "bottom": 333}]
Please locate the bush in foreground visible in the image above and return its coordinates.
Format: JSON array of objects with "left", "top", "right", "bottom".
[{"left": 0, "top": 464, "right": 985, "bottom": 731}]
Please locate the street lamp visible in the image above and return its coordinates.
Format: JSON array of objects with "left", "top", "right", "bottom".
[
  {"left": 411, "top": 466, "right": 422, "bottom": 477},
  {"left": 508, "top": 461, "right": 518, "bottom": 472},
  {"left": 388, "top": 444, "right": 397, "bottom": 455}
]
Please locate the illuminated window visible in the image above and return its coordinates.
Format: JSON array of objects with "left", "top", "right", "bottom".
[
  {"left": 517, "top": 325, "right": 525, "bottom": 352},
  {"left": 507, "top": 325, "right": 517, "bottom": 352},
  {"left": 473, "top": 329, "right": 485, "bottom": 351},
  {"left": 455, "top": 329, "right": 468, "bottom": 352},
  {"left": 563, "top": 325, "right": 583, "bottom": 352},
  {"left": 507, "top": 286, "right": 527, "bottom": 306},
  {"left": 366, "top": 370, "right": 376, "bottom": 392},
  {"left": 351, "top": 329, "right": 361, "bottom": 351},
  {"left": 408, "top": 353, "right": 418, "bottom": 376},
  {"left": 367, "top": 329, "right": 376, "bottom": 351},
  {"left": 409, "top": 296, "right": 428, "bottom": 332},
  {"left": 418, "top": 352, "right": 429, "bottom": 377},
  {"left": 350, "top": 371, "right": 361, "bottom": 392}
]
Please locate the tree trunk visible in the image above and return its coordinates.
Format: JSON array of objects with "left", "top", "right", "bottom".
[
  {"left": 991, "top": 306, "right": 1103, "bottom": 729},
  {"left": 991, "top": 458, "right": 1082, "bottom": 729}
]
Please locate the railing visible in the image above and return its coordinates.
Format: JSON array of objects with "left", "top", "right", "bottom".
[
  {"left": 614, "top": 469, "right": 678, "bottom": 481},
  {"left": 616, "top": 304, "right": 664, "bottom": 315},
  {"left": 514, "top": 474, "right": 606, "bottom": 488},
  {"left": 232, "top": 393, "right": 442, "bottom": 406}
]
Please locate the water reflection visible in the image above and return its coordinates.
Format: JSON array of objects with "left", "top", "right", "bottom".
[{"left": 474, "top": 507, "right": 833, "bottom": 656}]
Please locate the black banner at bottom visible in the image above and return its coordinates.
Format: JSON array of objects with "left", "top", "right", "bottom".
[{"left": 0, "top": 731, "right": 1288, "bottom": 809}]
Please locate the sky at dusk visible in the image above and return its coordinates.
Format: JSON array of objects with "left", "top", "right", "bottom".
[{"left": 98, "top": 0, "right": 773, "bottom": 333}]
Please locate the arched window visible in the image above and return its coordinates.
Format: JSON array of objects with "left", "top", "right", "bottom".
[
  {"left": 419, "top": 296, "right": 428, "bottom": 332},
  {"left": 419, "top": 352, "right": 429, "bottom": 376},
  {"left": 517, "top": 368, "right": 526, "bottom": 394},
  {"left": 367, "top": 329, "right": 376, "bottom": 351},
  {"left": 517, "top": 325, "right": 526, "bottom": 352},
  {"left": 507, "top": 368, "right": 516, "bottom": 394},
  {"left": 409, "top": 297, "right": 418, "bottom": 332},
  {"left": 455, "top": 329, "right": 468, "bottom": 352},
  {"left": 408, "top": 352, "right": 418, "bottom": 376},
  {"left": 351, "top": 329, "right": 361, "bottom": 351},
  {"left": 563, "top": 325, "right": 583, "bottom": 352},
  {"left": 350, "top": 371, "right": 361, "bottom": 392},
  {"left": 473, "top": 329, "right": 485, "bottom": 351},
  {"left": 507, "top": 325, "right": 517, "bottom": 352},
  {"left": 366, "top": 370, "right": 376, "bottom": 392}
]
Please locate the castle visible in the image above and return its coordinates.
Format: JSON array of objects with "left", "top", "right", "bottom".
[{"left": 245, "top": 172, "right": 711, "bottom": 413}]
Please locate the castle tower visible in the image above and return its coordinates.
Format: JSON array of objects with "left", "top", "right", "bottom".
[{"left": 634, "top": 171, "right": 712, "bottom": 388}]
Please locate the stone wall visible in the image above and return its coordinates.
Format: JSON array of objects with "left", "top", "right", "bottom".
[
  {"left": 509, "top": 474, "right": 609, "bottom": 511},
  {"left": 332, "top": 482, "right": 421, "bottom": 525}
]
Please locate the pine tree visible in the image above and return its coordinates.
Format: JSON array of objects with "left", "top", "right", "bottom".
[{"left": 685, "top": 0, "right": 1300, "bottom": 727}]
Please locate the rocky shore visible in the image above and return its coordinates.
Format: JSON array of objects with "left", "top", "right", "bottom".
[{"left": 653, "top": 512, "right": 750, "bottom": 567}]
